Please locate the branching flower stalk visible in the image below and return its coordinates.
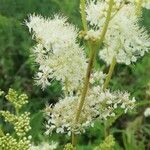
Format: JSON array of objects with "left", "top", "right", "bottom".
[
  {"left": 102, "top": 1, "right": 145, "bottom": 137},
  {"left": 26, "top": 0, "right": 149, "bottom": 149},
  {"left": 103, "top": 41, "right": 122, "bottom": 90},
  {"left": 103, "top": 0, "right": 145, "bottom": 91},
  {"left": 103, "top": 57, "right": 116, "bottom": 90},
  {"left": 72, "top": 0, "right": 114, "bottom": 146}
]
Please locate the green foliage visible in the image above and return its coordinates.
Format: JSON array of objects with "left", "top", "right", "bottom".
[{"left": 122, "top": 116, "right": 145, "bottom": 150}]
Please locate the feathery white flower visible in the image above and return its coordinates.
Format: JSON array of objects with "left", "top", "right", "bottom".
[
  {"left": 45, "top": 86, "right": 135, "bottom": 135},
  {"left": 26, "top": 15, "right": 87, "bottom": 91},
  {"left": 26, "top": 14, "right": 78, "bottom": 51}
]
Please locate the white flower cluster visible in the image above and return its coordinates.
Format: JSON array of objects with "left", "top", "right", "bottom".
[
  {"left": 86, "top": 1, "right": 150, "bottom": 65},
  {"left": 30, "top": 142, "right": 58, "bottom": 150},
  {"left": 45, "top": 86, "right": 135, "bottom": 135},
  {"left": 26, "top": 15, "right": 87, "bottom": 91},
  {"left": 144, "top": 107, "right": 150, "bottom": 117}
]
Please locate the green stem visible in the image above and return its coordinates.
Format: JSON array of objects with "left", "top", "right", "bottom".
[
  {"left": 136, "top": 101, "right": 150, "bottom": 107},
  {"left": 72, "top": 0, "right": 114, "bottom": 146},
  {"left": 72, "top": 44, "right": 97, "bottom": 146},
  {"left": 103, "top": 40, "right": 122, "bottom": 90},
  {"left": 16, "top": 107, "right": 19, "bottom": 116},
  {"left": 80, "top": 0, "right": 88, "bottom": 31},
  {"left": 98, "top": 0, "right": 114, "bottom": 44},
  {"left": 103, "top": 57, "right": 116, "bottom": 90},
  {"left": 136, "top": 0, "right": 143, "bottom": 16},
  {"left": 64, "top": 78, "right": 69, "bottom": 96}
]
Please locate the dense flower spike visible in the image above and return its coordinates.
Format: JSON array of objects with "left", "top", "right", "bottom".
[
  {"left": 45, "top": 86, "right": 135, "bottom": 135},
  {"left": 26, "top": 15, "right": 87, "bottom": 92}
]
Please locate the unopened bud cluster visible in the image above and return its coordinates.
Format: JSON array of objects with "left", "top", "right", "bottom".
[
  {"left": 5, "top": 88, "right": 28, "bottom": 110},
  {"left": 0, "top": 133, "right": 31, "bottom": 150},
  {"left": 63, "top": 143, "right": 75, "bottom": 150},
  {"left": 94, "top": 135, "right": 115, "bottom": 150},
  {"left": 0, "top": 89, "right": 31, "bottom": 150}
]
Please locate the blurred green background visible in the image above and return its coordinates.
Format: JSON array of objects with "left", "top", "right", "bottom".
[{"left": 0, "top": 0, "right": 150, "bottom": 149}]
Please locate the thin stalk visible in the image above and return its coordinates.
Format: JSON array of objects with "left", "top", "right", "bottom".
[
  {"left": 16, "top": 108, "right": 19, "bottom": 116},
  {"left": 64, "top": 78, "right": 69, "bottom": 96},
  {"left": 72, "top": 0, "right": 114, "bottom": 146},
  {"left": 103, "top": 57, "right": 116, "bottom": 137},
  {"left": 136, "top": 0, "right": 143, "bottom": 16},
  {"left": 103, "top": 40, "right": 122, "bottom": 90},
  {"left": 97, "top": 0, "right": 114, "bottom": 44},
  {"left": 80, "top": 0, "right": 88, "bottom": 31},
  {"left": 103, "top": 57, "right": 116, "bottom": 90},
  {"left": 102, "top": 0, "right": 143, "bottom": 137},
  {"left": 72, "top": 44, "right": 97, "bottom": 146}
]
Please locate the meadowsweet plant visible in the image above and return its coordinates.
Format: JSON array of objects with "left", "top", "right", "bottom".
[
  {"left": 0, "top": 89, "right": 32, "bottom": 150},
  {"left": 26, "top": 0, "right": 150, "bottom": 148}
]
